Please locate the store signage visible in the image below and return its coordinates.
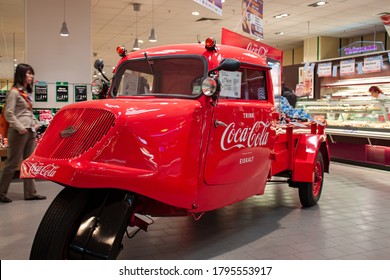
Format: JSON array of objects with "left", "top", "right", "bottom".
[
  {"left": 340, "top": 41, "right": 384, "bottom": 57},
  {"left": 363, "top": 56, "right": 382, "bottom": 73},
  {"left": 340, "top": 59, "right": 355, "bottom": 76},
  {"left": 345, "top": 45, "right": 377, "bottom": 55},
  {"left": 317, "top": 62, "right": 332, "bottom": 77},
  {"left": 34, "top": 81, "right": 48, "bottom": 102},
  {"left": 0, "top": 90, "right": 6, "bottom": 104},
  {"left": 74, "top": 84, "right": 87, "bottom": 102},
  {"left": 242, "top": 0, "right": 264, "bottom": 40},
  {"left": 332, "top": 65, "right": 338, "bottom": 77},
  {"left": 193, "top": 0, "right": 222, "bottom": 15},
  {"left": 56, "top": 82, "right": 69, "bottom": 102},
  {"left": 221, "top": 28, "right": 282, "bottom": 62}
]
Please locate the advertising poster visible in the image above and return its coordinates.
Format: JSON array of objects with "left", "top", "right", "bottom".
[
  {"left": 56, "top": 82, "right": 69, "bottom": 102},
  {"left": 340, "top": 59, "right": 355, "bottom": 76},
  {"left": 242, "top": 0, "right": 264, "bottom": 39},
  {"left": 363, "top": 56, "right": 382, "bottom": 73},
  {"left": 193, "top": 0, "right": 222, "bottom": 15},
  {"left": 317, "top": 62, "right": 332, "bottom": 77},
  {"left": 34, "top": 81, "right": 48, "bottom": 102},
  {"left": 299, "top": 66, "right": 314, "bottom": 98},
  {"left": 74, "top": 85, "right": 88, "bottom": 102}
]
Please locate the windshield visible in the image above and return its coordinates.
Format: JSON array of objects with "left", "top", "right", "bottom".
[{"left": 113, "top": 56, "right": 206, "bottom": 98}]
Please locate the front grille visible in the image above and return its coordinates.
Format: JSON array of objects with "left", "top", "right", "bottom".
[{"left": 35, "top": 108, "right": 116, "bottom": 159}]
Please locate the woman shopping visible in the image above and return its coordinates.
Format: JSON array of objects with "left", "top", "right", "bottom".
[{"left": 0, "top": 63, "right": 46, "bottom": 203}]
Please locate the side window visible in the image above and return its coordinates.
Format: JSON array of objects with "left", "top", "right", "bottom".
[{"left": 220, "top": 68, "right": 267, "bottom": 101}]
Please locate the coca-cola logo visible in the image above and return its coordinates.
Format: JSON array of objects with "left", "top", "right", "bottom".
[
  {"left": 246, "top": 42, "right": 269, "bottom": 59},
  {"left": 220, "top": 121, "right": 270, "bottom": 151},
  {"left": 24, "top": 162, "right": 59, "bottom": 178}
]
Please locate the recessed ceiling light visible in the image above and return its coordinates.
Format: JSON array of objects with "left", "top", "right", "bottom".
[
  {"left": 274, "top": 13, "right": 289, "bottom": 19},
  {"left": 275, "top": 32, "right": 284, "bottom": 35},
  {"left": 308, "top": 1, "right": 327, "bottom": 7},
  {"left": 192, "top": 11, "right": 200, "bottom": 16}
]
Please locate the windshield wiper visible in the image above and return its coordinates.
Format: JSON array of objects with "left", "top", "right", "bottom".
[{"left": 144, "top": 52, "right": 155, "bottom": 75}]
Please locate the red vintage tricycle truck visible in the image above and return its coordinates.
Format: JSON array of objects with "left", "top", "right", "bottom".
[{"left": 21, "top": 38, "right": 329, "bottom": 259}]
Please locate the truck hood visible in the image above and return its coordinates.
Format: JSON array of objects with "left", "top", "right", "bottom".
[{"left": 22, "top": 98, "right": 204, "bottom": 209}]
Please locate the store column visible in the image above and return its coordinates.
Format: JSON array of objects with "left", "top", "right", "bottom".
[{"left": 25, "top": 0, "right": 91, "bottom": 108}]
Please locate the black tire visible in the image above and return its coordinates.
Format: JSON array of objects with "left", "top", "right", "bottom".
[
  {"left": 298, "top": 152, "right": 324, "bottom": 207},
  {"left": 30, "top": 187, "right": 90, "bottom": 259}
]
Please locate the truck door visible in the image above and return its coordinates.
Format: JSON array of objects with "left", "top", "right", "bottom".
[{"left": 204, "top": 68, "right": 275, "bottom": 185}]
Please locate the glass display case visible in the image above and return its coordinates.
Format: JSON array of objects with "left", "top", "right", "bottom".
[
  {"left": 296, "top": 75, "right": 390, "bottom": 169},
  {"left": 298, "top": 76, "right": 390, "bottom": 141}
]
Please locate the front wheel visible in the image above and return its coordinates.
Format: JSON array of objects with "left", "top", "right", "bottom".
[
  {"left": 30, "top": 187, "right": 90, "bottom": 259},
  {"left": 298, "top": 152, "right": 324, "bottom": 207},
  {"left": 30, "top": 187, "right": 135, "bottom": 259}
]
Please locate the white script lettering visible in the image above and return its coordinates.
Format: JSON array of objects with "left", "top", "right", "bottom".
[
  {"left": 25, "top": 162, "right": 59, "bottom": 178},
  {"left": 221, "top": 121, "right": 270, "bottom": 151}
]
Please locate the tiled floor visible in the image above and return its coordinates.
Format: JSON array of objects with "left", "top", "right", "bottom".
[{"left": 0, "top": 162, "right": 389, "bottom": 260}]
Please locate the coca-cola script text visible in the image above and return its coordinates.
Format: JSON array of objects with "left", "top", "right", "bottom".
[{"left": 221, "top": 121, "right": 270, "bottom": 151}]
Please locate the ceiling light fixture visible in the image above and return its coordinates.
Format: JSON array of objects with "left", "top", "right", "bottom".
[
  {"left": 60, "top": 0, "right": 69, "bottom": 36},
  {"left": 308, "top": 1, "right": 327, "bottom": 7},
  {"left": 192, "top": 11, "right": 200, "bottom": 16},
  {"left": 149, "top": 0, "right": 157, "bottom": 42},
  {"left": 275, "top": 32, "right": 284, "bottom": 35},
  {"left": 133, "top": 3, "right": 141, "bottom": 50},
  {"left": 274, "top": 13, "right": 289, "bottom": 19}
]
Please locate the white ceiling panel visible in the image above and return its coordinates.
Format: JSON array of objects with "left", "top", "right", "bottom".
[{"left": 1, "top": 0, "right": 389, "bottom": 78}]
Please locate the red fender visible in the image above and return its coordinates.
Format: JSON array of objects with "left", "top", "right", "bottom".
[{"left": 292, "top": 134, "right": 330, "bottom": 182}]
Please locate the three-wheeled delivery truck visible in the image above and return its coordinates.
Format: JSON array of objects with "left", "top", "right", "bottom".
[{"left": 21, "top": 38, "right": 329, "bottom": 259}]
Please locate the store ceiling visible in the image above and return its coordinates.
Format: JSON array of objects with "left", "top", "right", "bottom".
[{"left": 0, "top": 0, "right": 389, "bottom": 79}]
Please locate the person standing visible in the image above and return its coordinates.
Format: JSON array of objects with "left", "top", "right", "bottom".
[
  {"left": 282, "top": 83, "right": 298, "bottom": 108},
  {"left": 369, "top": 85, "right": 387, "bottom": 99},
  {"left": 368, "top": 86, "right": 390, "bottom": 121},
  {"left": 0, "top": 63, "right": 46, "bottom": 203}
]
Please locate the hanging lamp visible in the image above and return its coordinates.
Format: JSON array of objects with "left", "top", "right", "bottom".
[
  {"left": 60, "top": 0, "right": 69, "bottom": 36},
  {"left": 149, "top": 0, "right": 157, "bottom": 42},
  {"left": 132, "top": 3, "right": 141, "bottom": 50}
]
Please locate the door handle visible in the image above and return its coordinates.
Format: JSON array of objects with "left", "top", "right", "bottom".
[{"left": 214, "top": 120, "right": 227, "bottom": 128}]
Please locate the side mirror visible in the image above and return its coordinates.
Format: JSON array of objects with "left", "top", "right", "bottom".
[
  {"left": 94, "top": 59, "right": 110, "bottom": 82},
  {"left": 208, "top": 58, "right": 240, "bottom": 75},
  {"left": 94, "top": 59, "right": 104, "bottom": 72},
  {"left": 218, "top": 58, "right": 241, "bottom": 72}
]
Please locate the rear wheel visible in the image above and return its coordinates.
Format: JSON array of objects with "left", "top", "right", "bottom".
[
  {"left": 298, "top": 152, "right": 324, "bottom": 207},
  {"left": 30, "top": 187, "right": 90, "bottom": 259}
]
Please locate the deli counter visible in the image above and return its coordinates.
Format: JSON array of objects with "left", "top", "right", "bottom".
[{"left": 297, "top": 76, "right": 390, "bottom": 169}]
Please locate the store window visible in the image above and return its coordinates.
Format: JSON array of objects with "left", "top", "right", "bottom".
[{"left": 219, "top": 68, "right": 267, "bottom": 101}]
